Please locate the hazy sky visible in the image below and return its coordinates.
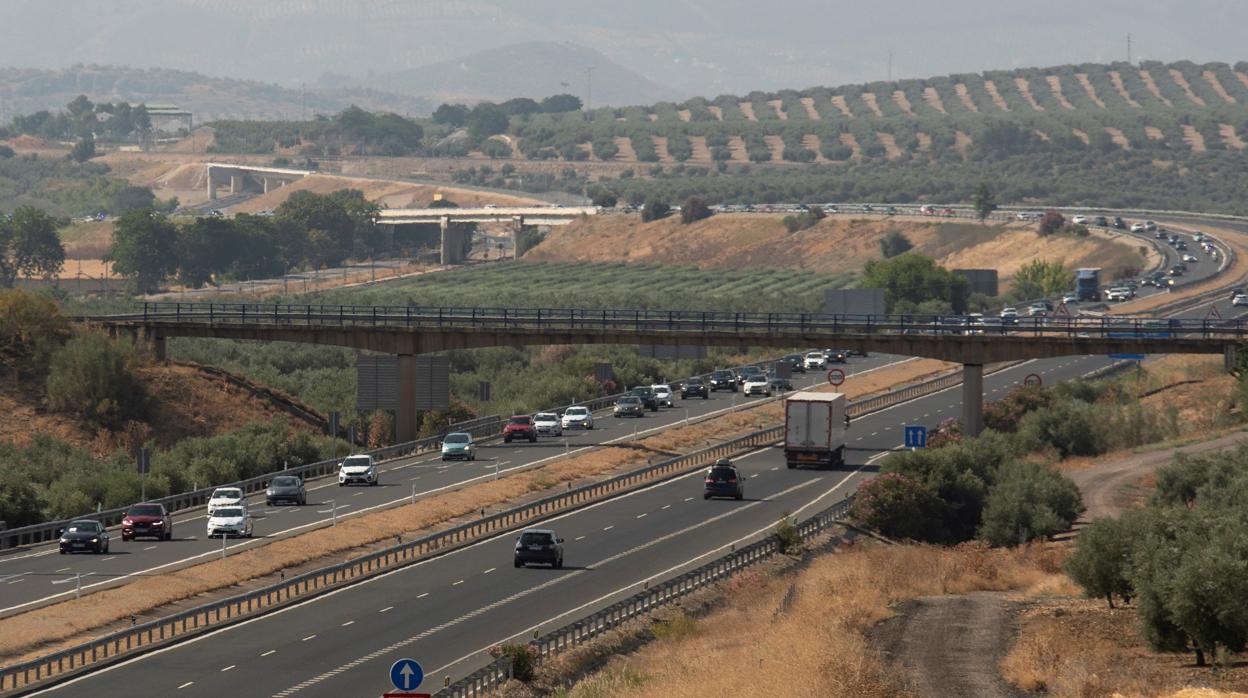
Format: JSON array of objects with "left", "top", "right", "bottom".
[{"left": 1, "top": 0, "right": 1245, "bottom": 100}]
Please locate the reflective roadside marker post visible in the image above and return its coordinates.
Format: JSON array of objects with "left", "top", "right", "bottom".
[{"left": 221, "top": 530, "right": 227, "bottom": 559}]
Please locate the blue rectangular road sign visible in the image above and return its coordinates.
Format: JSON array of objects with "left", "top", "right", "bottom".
[
  {"left": 904, "top": 425, "right": 927, "bottom": 449},
  {"left": 1108, "top": 354, "right": 1146, "bottom": 360}
]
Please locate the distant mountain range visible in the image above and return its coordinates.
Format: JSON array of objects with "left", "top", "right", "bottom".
[{"left": 319, "top": 42, "right": 679, "bottom": 107}]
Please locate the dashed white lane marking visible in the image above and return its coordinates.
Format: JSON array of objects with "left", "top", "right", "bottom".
[
  {"left": 221, "top": 665, "right": 235, "bottom": 672},
  {"left": 452, "top": 580, "right": 464, "bottom": 586},
  {"left": 636, "top": 513, "right": 647, "bottom": 519},
  {"left": 143, "top": 546, "right": 158, "bottom": 551},
  {"left": 683, "top": 497, "right": 694, "bottom": 502},
  {"left": 178, "top": 682, "right": 194, "bottom": 689},
  {"left": 416, "top": 592, "right": 429, "bottom": 599},
  {"left": 661, "top": 504, "right": 671, "bottom": 509},
  {"left": 268, "top": 478, "right": 821, "bottom": 698},
  {"left": 55, "top": 567, "right": 70, "bottom": 573},
  {"left": 261, "top": 650, "right": 276, "bottom": 657},
  {"left": 483, "top": 567, "right": 495, "bottom": 574},
  {"left": 378, "top": 606, "right": 393, "bottom": 613},
  {"left": 575, "top": 535, "right": 586, "bottom": 541},
  {"left": 301, "top": 635, "right": 316, "bottom": 641},
  {"left": 102, "top": 556, "right": 116, "bottom": 561},
  {"left": 341, "top": 621, "right": 354, "bottom": 627},
  {"left": 603, "top": 525, "right": 614, "bottom": 531},
  {"left": 8, "top": 578, "right": 25, "bottom": 585}
]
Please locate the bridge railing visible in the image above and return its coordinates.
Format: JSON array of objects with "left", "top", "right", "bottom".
[{"left": 121, "top": 302, "right": 1248, "bottom": 339}]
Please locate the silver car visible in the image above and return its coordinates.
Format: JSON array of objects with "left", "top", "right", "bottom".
[
  {"left": 532, "top": 412, "right": 562, "bottom": 437},
  {"left": 613, "top": 396, "right": 644, "bottom": 418},
  {"left": 560, "top": 406, "right": 594, "bottom": 430},
  {"left": 651, "top": 384, "right": 675, "bottom": 407}
]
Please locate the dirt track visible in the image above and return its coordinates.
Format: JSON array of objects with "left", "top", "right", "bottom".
[{"left": 873, "top": 591, "right": 1025, "bottom": 698}]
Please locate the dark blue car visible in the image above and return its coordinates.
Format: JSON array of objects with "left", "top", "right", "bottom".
[{"left": 703, "top": 459, "right": 744, "bottom": 500}]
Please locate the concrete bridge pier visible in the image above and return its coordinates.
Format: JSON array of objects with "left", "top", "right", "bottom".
[
  {"left": 229, "top": 174, "right": 244, "bottom": 195},
  {"left": 962, "top": 363, "right": 984, "bottom": 438},
  {"left": 511, "top": 215, "right": 525, "bottom": 259},
  {"left": 396, "top": 354, "right": 419, "bottom": 443},
  {"left": 439, "top": 216, "right": 470, "bottom": 265},
  {"left": 151, "top": 335, "right": 167, "bottom": 363}
]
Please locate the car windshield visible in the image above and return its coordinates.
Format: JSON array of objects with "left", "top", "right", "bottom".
[
  {"left": 213, "top": 488, "right": 241, "bottom": 499},
  {"left": 713, "top": 370, "right": 733, "bottom": 378},
  {"left": 520, "top": 532, "right": 553, "bottom": 545},
  {"left": 618, "top": 397, "right": 640, "bottom": 404},
  {"left": 686, "top": 377, "right": 703, "bottom": 385},
  {"left": 271, "top": 476, "right": 300, "bottom": 487},
  {"left": 444, "top": 433, "right": 470, "bottom": 444},
  {"left": 66, "top": 521, "right": 100, "bottom": 533},
  {"left": 653, "top": 385, "right": 669, "bottom": 392},
  {"left": 508, "top": 416, "right": 531, "bottom": 425},
  {"left": 343, "top": 457, "right": 371, "bottom": 468},
  {"left": 214, "top": 508, "right": 244, "bottom": 518},
  {"left": 565, "top": 407, "right": 588, "bottom": 416},
  {"left": 708, "top": 467, "right": 737, "bottom": 480},
  {"left": 742, "top": 367, "right": 761, "bottom": 375},
  {"left": 128, "top": 505, "right": 162, "bottom": 516},
  {"left": 534, "top": 413, "right": 556, "bottom": 422}
]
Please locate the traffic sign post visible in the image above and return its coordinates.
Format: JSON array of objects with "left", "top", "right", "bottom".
[
  {"left": 390, "top": 659, "right": 424, "bottom": 694},
  {"left": 826, "top": 368, "right": 845, "bottom": 386},
  {"left": 904, "top": 425, "right": 927, "bottom": 449},
  {"left": 1023, "top": 373, "right": 1042, "bottom": 388}
]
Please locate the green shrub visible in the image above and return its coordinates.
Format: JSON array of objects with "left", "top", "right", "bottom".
[
  {"left": 1018, "top": 399, "right": 1107, "bottom": 457},
  {"left": 879, "top": 230, "right": 913, "bottom": 258},
  {"left": 851, "top": 472, "right": 950, "bottom": 542},
  {"left": 773, "top": 514, "right": 801, "bottom": 553},
  {"left": 1065, "top": 514, "right": 1140, "bottom": 607},
  {"left": 488, "top": 642, "right": 536, "bottom": 681},
  {"left": 977, "top": 461, "right": 1083, "bottom": 546},
  {"left": 45, "top": 332, "right": 147, "bottom": 429}
]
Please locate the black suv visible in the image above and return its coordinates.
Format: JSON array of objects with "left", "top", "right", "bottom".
[
  {"left": 781, "top": 354, "right": 807, "bottom": 373},
  {"left": 514, "top": 528, "right": 564, "bottom": 568},
  {"left": 629, "top": 386, "right": 660, "bottom": 411},
  {"left": 709, "top": 369, "right": 738, "bottom": 392},
  {"left": 1112, "top": 216, "right": 1127, "bottom": 230},
  {"left": 767, "top": 375, "right": 794, "bottom": 393},
  {"left": 736, "top": 365, "right": 764, "bottom": 386},
  {"left": 681, "top": 376, "right": 710, "bottom": 399},
  {"left": 1093, "top": 215, "right": 1109, "bottom": 227},
  {"left": 703, "top": 459, "right": 744, "bottom": 500}
]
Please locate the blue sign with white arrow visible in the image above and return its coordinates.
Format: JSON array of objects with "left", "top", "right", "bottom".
[
  {"left": 904, "top": 425, "right": 927, "bottom": 449},
  {"left": 1108, "top": 354, "right": 1146, "bottom": 361},
  {"left": 390, "top": 658, "right": 424, "bottom": 692}
]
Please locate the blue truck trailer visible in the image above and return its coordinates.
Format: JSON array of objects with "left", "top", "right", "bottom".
[{"left": 1076, "top": 268, "right": 1101, "bottom": 302}]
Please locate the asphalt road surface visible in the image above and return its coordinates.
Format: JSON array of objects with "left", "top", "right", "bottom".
[
  {"left": 0, "top": 353, "right": 905, "bottom": 617},
  {"left": 34, "top": 355, "right": 1116, "bottom": 698}
]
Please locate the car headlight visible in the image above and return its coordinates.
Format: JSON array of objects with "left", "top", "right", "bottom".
[
  {"left": 91, "top": 538, "right": 99, "bottom": 543},
  {"left": 59, "top": 537, "right": 68, "bottom": 543}
]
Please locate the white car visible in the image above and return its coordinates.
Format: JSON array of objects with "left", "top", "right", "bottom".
[
  {"left": 1234, "top": 294, "right": 1248, "bottom": 307},
  {"left": 999, "top": 307, "right": 1019, "bottom": 321},
  {"left": 1061, "top": 293, "right": 1079, "bottom": 304},
  {"left": 1130, "top": 223, "right": 1146, "bottom": 233},
  {"left": 1028, "top": 303, "right": 1049, "bottom": 317},
  {"left": 560, "top": 406, "right": 594, "bottom": 430},
  {"left": 338, "top": 454, "right": 378, "bottom": 487},
  {"left": 651, "top": 384, "right": 675, "bottom": 407},
  {"left": 1182, "top": 254, "right": 1198, "bottom": 263},
  {"left": 206, "top": 506, "right": 254, "bottom": 538},
  {"left": 1072, "top": 215, "right": 1089, "bottom": 225},
  {"left": 965, "top": 313, "right": 985, "bottom": 334},
  {"left": 532, "top": 412, "right": 562, "bottom": 437},
  {"left": 1193, "top": 232, "right": 1205, "bottom": 242},
  {"left": 1144, "top": 220, "right": 1158, "bottom": 231},
  {"left": 803, "top": 352, "right": 827, "bottom": 370},
  {"left": 742, "top": 376, "right": 772, "bottom": 397},
  {"left": 1106, "top": 287, "right": 1134, "bottom": 302},
  {"left": 207, "top": 487, "right": 245, "bottom": 515}
]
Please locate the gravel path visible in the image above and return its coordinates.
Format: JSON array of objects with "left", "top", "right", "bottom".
[{"left": 872, "top": 591, "right": 1024, "bottom": 698}]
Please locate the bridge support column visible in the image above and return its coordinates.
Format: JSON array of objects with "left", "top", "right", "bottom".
[
  {"left": 207, "top": 168, "right": 218, "bottom": 200},
  {"left": 512, "top": 215, "right": 524, "bottom": 259},
  {"left": 151, "top": 335, "right": 167, "bottom": 363},
  {"left": 439, "top": 215, "right": 453, "bottom": 265},
  {"left": 962, "top": 363, "right": 984, "bottom": 438},
  {"left": 396, "top": 354, "right": 419, "bottom": 443},
  {"left": 262, "top": 177, "right": 271, "bottom": 194},
  {"left": 229, "top": 174, "right": 243, "bottom": 195}
]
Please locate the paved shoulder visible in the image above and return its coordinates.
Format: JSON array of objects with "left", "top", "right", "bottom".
[{"left": 871, "top": 591, "right": 1024, "bottom": 698}]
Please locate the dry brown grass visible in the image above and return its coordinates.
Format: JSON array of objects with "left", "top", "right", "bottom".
[
  {"left": 552, "top": 541, "right": 1065, "bottom": 698},
  {"left": 1001, "top": 596, "right": 1248, "bottom": 697}
]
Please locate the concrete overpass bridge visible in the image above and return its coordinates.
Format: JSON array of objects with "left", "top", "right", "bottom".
[
  {"left": 90, "top": 303, "right": 1244, "bottom": 442},
  {"left": 205, "top": 162, "right": 311, "bottom": 200},
  {"left": 375, "top": 206, "right": 598, "bottom": 265}
]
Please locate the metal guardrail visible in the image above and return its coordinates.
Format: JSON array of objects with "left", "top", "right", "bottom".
[
  {"left": 0, "top": 415, "right": 502, "bottom": 551},
  {"left": 95, "top": 303, "right": 1248, "bottom": 339},
  {"left": 437, "top": 494, "right": 858, "bottom": 697},
  {"left": 0, "top": 355, "right": 990, "bottom": 694}
]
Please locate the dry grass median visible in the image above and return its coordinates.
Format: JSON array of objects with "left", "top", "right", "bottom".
[{"left": 0, "top": 356, "right": 954, "bottom": 665}]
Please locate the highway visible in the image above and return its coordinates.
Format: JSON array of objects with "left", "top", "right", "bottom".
[
  {"left": 12, "top": 214, "right": 1246, "bottom": 695},
  {"left": 32, "top": 354, "right": 1117, "bottom": 698},
  {"left": 0, "top": 353, "right": 908, "bottom": 616}
]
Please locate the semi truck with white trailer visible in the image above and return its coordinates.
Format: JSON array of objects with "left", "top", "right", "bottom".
[{"left": 783, "top": 391, "right": 847, "bottom": 469}]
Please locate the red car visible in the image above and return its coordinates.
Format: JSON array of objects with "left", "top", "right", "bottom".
[
  {"left": 121, "top": 502, "right": 173, "bottom": 541},
  {"left": 503, "top": 415, "right": 538, "bottom": 443}
]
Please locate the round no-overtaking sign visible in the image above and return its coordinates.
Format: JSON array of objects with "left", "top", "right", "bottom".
[{"left": 827, "top": 368, "right": 845, "bottom": 386}]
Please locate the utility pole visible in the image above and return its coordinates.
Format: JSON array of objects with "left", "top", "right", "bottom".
[
  {"left": 301, "top": 82, "right": 306, "bottom": 121},
  {"left": 1126, "top": 34, "right": 1132, "bottom": 64},
  {"left": 585, "top": 67, "right": 593, "bottom": 120},
  {"left": 887, "top": 48, "right": 893, "bottom": 82}
]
